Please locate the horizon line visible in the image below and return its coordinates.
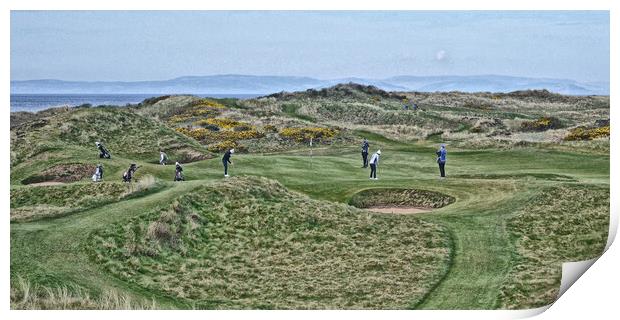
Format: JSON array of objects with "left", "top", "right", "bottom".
[{"left": 10, "top": 73, "right": 609, "bottom": 84}]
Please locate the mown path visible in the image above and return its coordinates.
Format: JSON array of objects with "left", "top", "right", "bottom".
[{"left": 10, "top": 146, "right": 610, "bottom": 309}]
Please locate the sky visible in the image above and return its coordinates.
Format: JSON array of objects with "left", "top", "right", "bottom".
[{"left": 10, "top": 11, "right": 610, "bottom": 82}]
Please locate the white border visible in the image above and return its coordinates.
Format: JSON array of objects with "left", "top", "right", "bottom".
[{"left": 2, "top": 1, "right": 616, "bottom": 320}]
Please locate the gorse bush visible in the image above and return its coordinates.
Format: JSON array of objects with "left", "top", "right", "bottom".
[
  {"left": 167, "top": 100, "right": 226, "bottom": 124},
  {"left": 176, "top": 127, "right": 264, "bottom": 142},
  {"left": 168, "top": 114, "right": 194, "bottom": 124},
  {"left": 262, "top": 124, "right": 278, "bottom": 133},
  {"left": 205, "top": 118, "right": 243, "bottom": 129},
  {"left": 191, "top": 119, "right": 221, "bottom": 130},
  {"left": 564, "top": 126, "right": 610, "bottom": 141},
  {"left": 520, "top": 117, "right": 562, "bottom": 132},
  {"left": 279, "top": 127, "right": 338, "bottom": 142},
  {"left": 207, "top": 140, "right": 246, "bottom": 153},
  {"left": 193, "top": 99, "right": 227, "bottom": 109},
  {"left": 233, "top": 124, "right": 253, "bottom": 132}
]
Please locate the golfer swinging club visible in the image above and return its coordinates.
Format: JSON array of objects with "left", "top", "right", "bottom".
[
  {"left": 369, "top": 149, "right": 381, "bottom": 180},
  {"left": 223, "top": 148, "right": 234, "bottom": 177}
]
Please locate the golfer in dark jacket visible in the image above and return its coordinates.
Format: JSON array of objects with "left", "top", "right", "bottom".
[
  {"left": 223, "top": 148, "right": 234, "bottom": 177},
  {"left": 436, "top": 144, "right": 447, "bottom": 178},
  {"left": 361, "top": 138, "right": 369, "bottom": 168}
]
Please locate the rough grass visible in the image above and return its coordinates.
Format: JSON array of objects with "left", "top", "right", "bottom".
[
  {"left": 90, "top": 176, "right": 452, "bottom": 309},
  {"left": 11, "top": 276, "right": 157, "bottom": 310},
  {"left": 10, "top": 179, "right": 159, "bottom": 222},
  {"left": 499, "top": 184, "right": 609, "bottom": 309}
]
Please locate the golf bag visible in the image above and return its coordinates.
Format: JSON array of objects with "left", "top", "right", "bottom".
[
  {"left": 174, "top": 170, "right": 184, "bottom": 181},
  {"left": 122, "top": 164, "right": 139, "bottom": 183},
  {"left": 92, "top": 166, "right": 103, "bottom": 182},
  {"left": 174, "top": 164, "right": 184, "bottom": 181},
  {"left": 97, "top": 143, "right": 111, "bottom": 159}
]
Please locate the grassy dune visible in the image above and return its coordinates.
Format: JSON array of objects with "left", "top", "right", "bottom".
[
  {"left": 499, "top": 184, "right": 609, "bottom": 308},
  {"left": 90, "top": 177, "right": 451, "bottom": 309},
  {"left": 10, "top": 177, "right": 160, "bottom": 222}
]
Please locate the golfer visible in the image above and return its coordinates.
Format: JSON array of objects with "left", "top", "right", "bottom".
[
  {"left": 436, "top": 144, "right": 447, "bottom": 178},
  {"left": 369, "top": 150, "right": 381, "bottom": 180},
  {"left": 222, "top": 148, "right": 234, "bottom": 177},
  {"left": 160, "top": 150, "right": 168, "bottom": 165},
  {"left": 361, "top": 138, "right": 369, "bottom": 168}
]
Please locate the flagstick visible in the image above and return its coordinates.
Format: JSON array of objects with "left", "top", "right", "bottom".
[{"left": 310, "top": 137, "right": 313, "bottom": 170}]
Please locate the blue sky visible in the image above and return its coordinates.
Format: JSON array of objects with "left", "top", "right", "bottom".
[{"left": 10, "top": 11, "right": 610, "bottom": 82}]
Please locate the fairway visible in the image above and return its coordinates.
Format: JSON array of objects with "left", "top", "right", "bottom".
[{"left": 10, "top": 139, "right": 609, "bottom": 309}]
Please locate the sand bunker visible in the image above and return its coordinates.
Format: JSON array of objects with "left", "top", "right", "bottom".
[
  {"left": 21, "top": 163, "right": 92, "bottom": 185},
  {"left": 349, "top": 187, "right": 455, "bottom": 215},
  {"left": 367, "top": 206, "right": 432, "bottom": 214}
]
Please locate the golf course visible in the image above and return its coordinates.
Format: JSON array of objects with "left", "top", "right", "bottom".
[{"left": 10, "top": 85, "right": 610, "bottom": 309}]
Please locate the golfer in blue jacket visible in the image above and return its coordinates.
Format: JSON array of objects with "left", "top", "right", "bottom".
[{"left": 436, "top": 144, "right": 447, "bottom": 178}]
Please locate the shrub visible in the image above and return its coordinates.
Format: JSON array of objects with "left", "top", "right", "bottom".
[
  {"left": 205, "top": 118, "right": 243, "bottom": 129},
  {"left": 192, "top": 99, "right": 226, "bottom": 109},
  {"left": 166, "top": 100, "right": 226, "bottom": 124},
  {"left": 207, "top": 140, "right": 246, "bottom": 153},
  {"left": 147, "top": 221, "right": 173, "bottom": 243},
  {"left": 279, "top": 127, "right": 338, "bottom": 142},
  {"left": 233, "top": 124, "right": 253, "bottom": 132},
  {"left": 263, "top": 124, "right": 278, "bottom": 133},
  {"left": 565, "top": 126, "right": 610, "bottom": 141},
  {"left": 192, "top": 120, "right": 220, "bottom": 131},
  {"left": 520, "top": 117, "right": 562, "bottom": 132},
  {"left": 176, "top": 127, "right": 263, "bottom": 142},
  {"left": 192, "top": 119, "right": 210, "bottom": 127}
]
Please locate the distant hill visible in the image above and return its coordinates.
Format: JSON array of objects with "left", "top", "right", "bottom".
[{"left": 11, "top": 74, "right": 609, "bottom": 96}]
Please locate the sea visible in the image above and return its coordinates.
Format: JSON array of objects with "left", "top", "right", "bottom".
[{"left": 10, "top": 93, "right": 261, "bottom": 113}]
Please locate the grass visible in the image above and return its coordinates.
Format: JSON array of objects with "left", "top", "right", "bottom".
[
  {"left": 11, "top": 276, "right": 157, "bottom": 310},
  {"left": 10, "top": 144, "right": 609, "bottom": 309},
  {"left": 281, "top": 103, "right": 316, "bottom": 122},
  {"left": 10, "top": 177, "right": 161, "bottom": 222},
  {"left": 499, "top": 184, "right": 609, "bottom": 308},
  {"left": 89, "top": 177, "right": 451, "bottom": 309},
  {"left": 10, "top": 86, "right": 610, "bottom": 310}
]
